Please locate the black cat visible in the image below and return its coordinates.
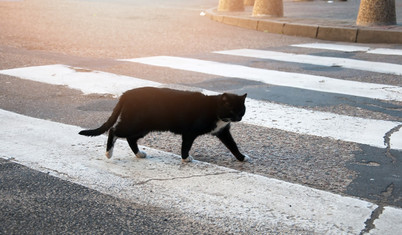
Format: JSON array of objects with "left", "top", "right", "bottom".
[{"left": 79, "top": 87, "right": 249, "bottom": 162}]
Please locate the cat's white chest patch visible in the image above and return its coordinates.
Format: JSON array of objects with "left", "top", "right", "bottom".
[{"left": 211, "top": 120, "right": 230, "bottom": 135}]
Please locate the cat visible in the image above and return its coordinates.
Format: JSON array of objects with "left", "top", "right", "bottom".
[{"left": 79, "top": 87, "right": 249, "bottom": 162}]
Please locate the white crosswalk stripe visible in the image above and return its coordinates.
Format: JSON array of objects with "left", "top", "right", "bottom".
[
  {"left": 214, "top": 49, "right": 402, "bottom": 75},
  {"left": 124, "top": 56, "right": 402, "bottom": 101},
  {"left": 292, "top": 43, "right": 402, "bottom": 56},
  {"left": 0, "top": 64, "right": 160, "bottom": 97},
  {"left": 1, "top": 64, "right": 401, "bottom": 150},
  {"left": 292, "top": 43, "right": 371, "bottom": 52}
]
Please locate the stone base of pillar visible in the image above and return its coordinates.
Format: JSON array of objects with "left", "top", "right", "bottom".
[
  {"left": 252, "top": 0, "right": 283, "bottom": 17},
  {"left": 218, "top": 0, "right": 245, "bottom": 12},
  {"left": 356, "top": 0, "right": 396, "bottom": 26},
  {"left": 244, "top": 0, "right": 255, "bottom": 6}
]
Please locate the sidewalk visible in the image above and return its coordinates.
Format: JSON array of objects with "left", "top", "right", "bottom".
[{"left": 206, "top": 0, "right": 402, "bottom": 44}]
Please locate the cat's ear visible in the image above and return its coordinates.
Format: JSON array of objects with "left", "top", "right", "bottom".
[{"left": 241, "top": 93, "right": 247, "bottom": 102}]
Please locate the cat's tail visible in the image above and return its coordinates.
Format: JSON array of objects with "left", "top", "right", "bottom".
[{"left": 79, "top": 100, "right": 123, "bottom": 137}]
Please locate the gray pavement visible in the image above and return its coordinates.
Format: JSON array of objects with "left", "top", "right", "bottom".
[{"left": 206, "top": 0, "right": 402, "bottom": 43}]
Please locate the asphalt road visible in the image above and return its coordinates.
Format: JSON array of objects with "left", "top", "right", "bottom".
[
  {"left": 1, "top": 0, "right": 401, "bottom": 233},
  {"left": 0, "top": 158, "right": 227, "bottom": 234}
]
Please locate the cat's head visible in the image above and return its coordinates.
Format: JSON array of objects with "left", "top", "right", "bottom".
[{"left": 218, "top": 93, "right": 247, "bottom": 122}]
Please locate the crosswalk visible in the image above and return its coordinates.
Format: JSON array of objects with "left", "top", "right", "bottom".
[
  {"left": 1, "top": 43, "right": 401, "bottom": 151},
  {"left": 1, "top": 66, "right": 401, "bottom": 150},
  {"left": 121, "top": 46, "right": 402, "bottom": 150},
  {"left": 0, "top": 108, "right": 389, "bottom": 234},
  {"left": 1, "top": 42, "right": 402, "bottom": 233}
]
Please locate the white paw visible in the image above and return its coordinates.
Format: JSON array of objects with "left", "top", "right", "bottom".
[
  {"left": 105, "top": 149, "right": 113, "bottom": 159},
  {"left": 182, "top": 156, "right": 193, "bottom": 163},
  {"left": 136, "top": 151, "right": 147, "bottom": 158},
  {"left": 242, "top": 155, "right": 251, "bottom": 162}
]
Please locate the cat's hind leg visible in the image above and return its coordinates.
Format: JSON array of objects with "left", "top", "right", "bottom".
[
  {"left": 127, "top": 136, "right": 147, "bottom": 158},
  {"left": 181, "top": 134, "right": 196, "bottom": 163},
  {"left": 106, "top": 128, "right": 117, "bottom": 159}
]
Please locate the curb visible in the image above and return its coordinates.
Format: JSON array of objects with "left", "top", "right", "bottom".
[{"left": 205, "top": 8, "right": 402, "bottom": 44}]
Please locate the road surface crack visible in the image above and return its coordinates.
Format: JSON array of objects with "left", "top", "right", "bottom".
[
  {"left": 383, "top": 124, "right": 402, "bottom": 163},
  {"left": 135, "top": 171, "right": 239, "bottom": 185},
  {"left": 359, "top": 205, "right": 384, "bottom": 235},
  {"left": 360, "top": 183, "right": 394, "bottom": 234}
]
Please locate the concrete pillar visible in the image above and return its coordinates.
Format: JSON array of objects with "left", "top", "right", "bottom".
[
  {"left": 218, "top": 0, "right": 244, "bottom": 12},
  {"left": 244, "top": 0, "right": 255, "bottom": 6},
  {"left": 252, "top": 0, "right": 283, "bottom": 17},
  {"left": 356, "top": 0, "right": 396, "bottom": 26}
]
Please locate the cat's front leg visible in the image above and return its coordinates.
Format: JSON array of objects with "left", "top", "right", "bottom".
[
  {"left": 181, "top": 134, "right": 196, "bottom": 162},
  {"left": 216, "top": 127, "right": 249, "bottom": 162}
]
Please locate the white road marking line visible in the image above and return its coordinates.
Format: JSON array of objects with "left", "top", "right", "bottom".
[
  {"left": 390, "top": 127, "right": 402, "bottom": 150},
  {"left": 214, "top": 49, "right": 402, "bottom": 75},
  {"left": 369, "top": 206, "right": 402, "bottom": 234},
  {"left": 292, "top": 43, "right": 402, "bottom": 56},
  {"left": 2, "top": 108, "right": 399, "bottom": 234},
  {"left": 292, "top": 43, "right": 371, "bottom": 52},
  {"left": 0, "top": 64, "right": 160, "bottom": 97},
  {"left": 367, "top": 48, "right": 402, "bottom": 56},
  {"left": 123, "top": 56, "right": 402, "bottom": 101},
  {"left": 244, "top": 99, "right": 402, "bottom": 150},
  {"left": 1, "top": 64, "right": 401, "bottom": 150}
]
